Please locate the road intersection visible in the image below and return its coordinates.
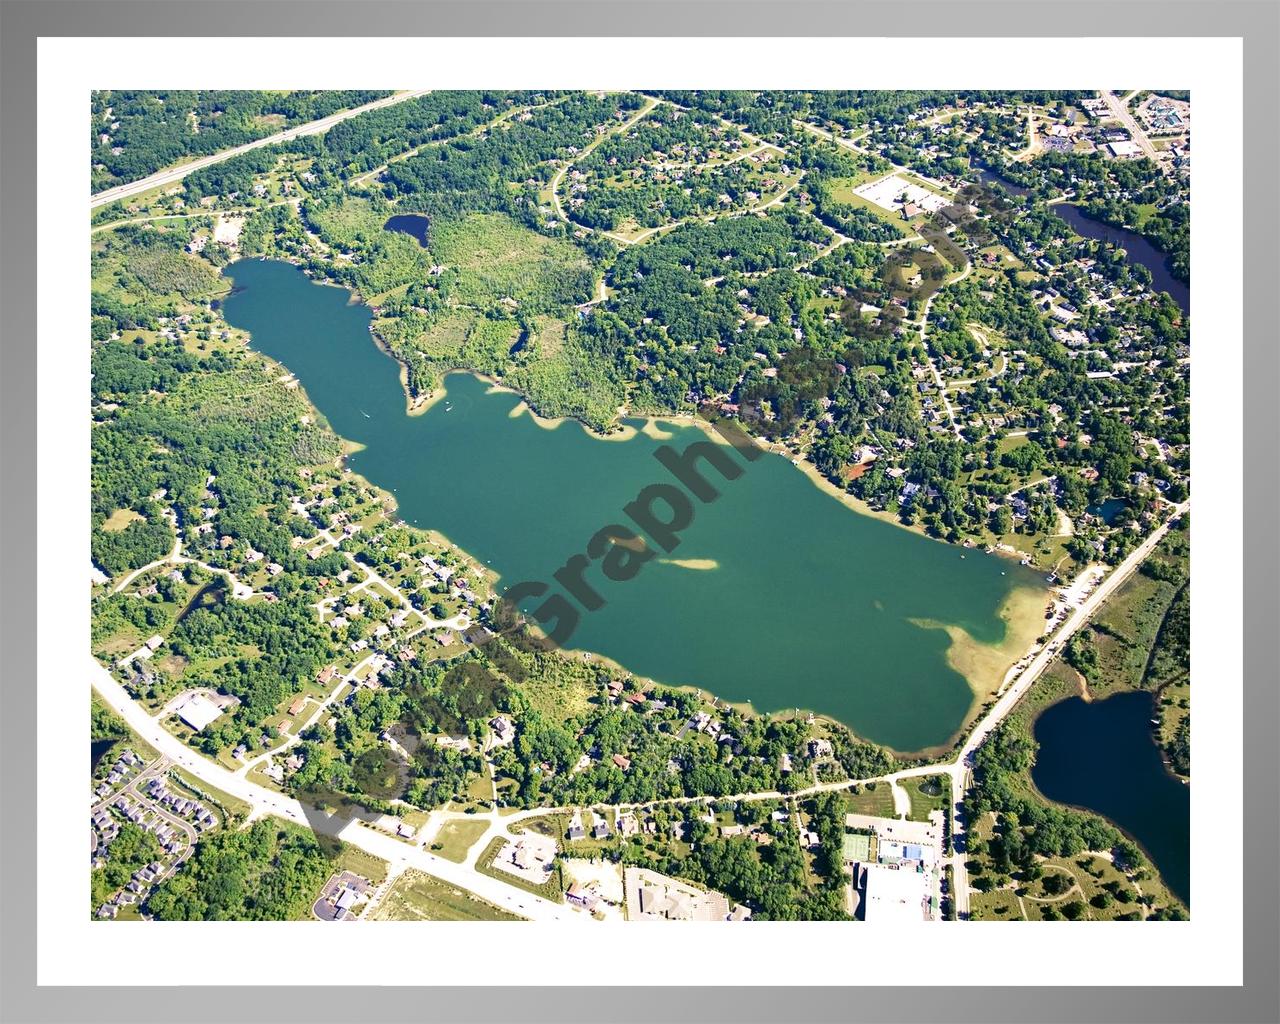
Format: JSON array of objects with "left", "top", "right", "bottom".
[
  {"left": 92, "top": 495, "right": 1186, "bottom": 922},
  {"left": 91, "top": 664, "right": 581, "bottom": 922}
]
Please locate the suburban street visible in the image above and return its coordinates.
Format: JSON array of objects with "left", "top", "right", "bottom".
[
  {"left": 93, "top": 496, "right": 1186, "bottom": 923},
  {"left": 90, "top": 90, "right": 432, "bottom": 209},
  {"left": 916, "top": 260, "right": 973, "bottom": 439},
  {"left": 90, "top": 663, "right": 583, "bottom": 923},
  {"left": 83, "top": 88, "right": 1192, "bottom": 926}
]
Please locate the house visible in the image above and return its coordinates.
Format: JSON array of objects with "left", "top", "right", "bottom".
[
  {"left": 489, "top": 716, "right": 515, "bottom": 746},
  {"left": 591, "top": 810, "right": 610, "bottom": 840},
  {"left": 566, "top": 810, "right": 585, "bottom": 841},
  {"left": 611, "top": 753, "right": 631, "bottom": 771},
  {"left": 287, "top": 696, "right": 307, "bottom": 717}
]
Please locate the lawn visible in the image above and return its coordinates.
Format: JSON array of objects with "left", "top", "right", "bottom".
[
  {"left": 475, "top": 836, "right": 565, "bottom": 902},
  {"left": 515, "top": 812, "right": 569, "bottom": 841},
  {"left": 430, "top": 818, "right": 491, "bottom": 863},
  {"left": 845, "top": 782, "right": 896, "bottom": 818},
  {"left": 330, "top": 844, "right": 390, "bottom": 885},
  {"left": 101, "top": 508, "right": 145, "bottom": 532},
  {"left": 1016, "top": 852, "right": 1163, "bottom": 921},
  {"left": 969, "top": 886, "right": 1025, "bottom": 920},
  {"left": 901, "top": 775, "right": 950, "bottom": 823},
  {"left": 368, "top": 869, "right": 523, "bottom": 921}
]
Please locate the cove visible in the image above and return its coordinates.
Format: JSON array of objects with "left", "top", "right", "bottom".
[
  {"left": 1053, "top": 203, "right": 1188, "bottom": 314},
  {"left": 1032, "top": 690, "right": 1190, "bottom": 907},
  {"left": 221, "top": 258, "right": 1045, "bottom": 753},
  {"left": 970, "top": 165, "right": 1188, "bottom": 314}
]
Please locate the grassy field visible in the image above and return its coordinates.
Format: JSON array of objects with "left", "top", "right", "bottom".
[
  {"left": 330, "top": 844, "right": 390, "bottom": 885},
  {"left": 429, "top": 818, "right": 491, "bottom": 863},
  {"left": 845, "top": 782, "right": 896, "bottom": 818},
  {"left": 901, "top": 775, "right": 950, "bottom": 823},
  {"left": 168, "top": 765, "right": 253, "bottom": 824},
  {"left": 306, "top": 195, "right": 388, "bottom": 247},
  {"left": 368, "top": 869, "right": 523, "bottom": 921},
  {"left": 429, "top": 212, "right": 593, "bottom": 309},
  {"left": 101, "top": 508, "right": 146, "bottom": 532}
]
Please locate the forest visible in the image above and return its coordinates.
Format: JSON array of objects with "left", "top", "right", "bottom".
[
  {"left": 89, "top": 91, "right": 1193, "bottom": 904},
  {"left": 145, "top": 819, "right": 331, "bottom": 920},
  {"left": 91, "top": 90, "right": 389, "bottom": 191}
]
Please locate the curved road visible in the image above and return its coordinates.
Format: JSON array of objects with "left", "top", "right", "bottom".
[{"left": 90, "top": 663, "right": 582, "bottom": 923}]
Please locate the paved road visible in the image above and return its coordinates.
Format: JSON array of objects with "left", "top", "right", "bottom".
[
  {"left": 1100, "top": 90, "right": 1161, "bottom": 165},
  {"left": 90, "top": 663, "right": 584, "bottom": 922},
  {"left": 944, "top": 499, "right": 1190, "bottom": 916},
  {"left": 549, "top": 98, "right": 658, "bottom": 227},
  {"left": 94, "top": 490, "right": 1187, "bottom": 924},
  {"left": 914, "top": 260, "right": 973, "bottom": 439},
  {"left": 90, "top": 90, "right": 432, "bottom": 209}
]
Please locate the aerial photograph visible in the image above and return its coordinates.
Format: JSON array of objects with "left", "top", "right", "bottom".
[{"left": 88, "top": 88, "right": 1191, "bottom": 924}]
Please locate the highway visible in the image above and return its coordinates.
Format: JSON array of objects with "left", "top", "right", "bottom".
[
  {"left": 90, "top": 663, "right": 585, "bottom": 922},
  {"left": 91, "top": 499, "right": 1186, "bottom": 923},
  {"left": 1100, "top": 90, "right": 1161, "bottom": 165},
  {"left": 90, "top": 90, "right": 432, "bottom": 210},
  {"left": 945, "top": 498, "right": 1191, "bottom": 916}
]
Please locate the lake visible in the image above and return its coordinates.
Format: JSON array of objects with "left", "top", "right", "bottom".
[
  {"left": 1087, "top": 497, "right": 1128, "bottom": 525},
  {"left": 222, "top": 258, "right": 1045, "bottom": 753},
  {"left": 1032, "top": 690, "right": 1190, "bottom": 907},
  {"left": 1053, "top": 203, "right": 1189, "bottom": 314},
  {"left": 384, "top": 213, "right": 430, "bottom": 247},
  {"left": 972, "top": 164, "right": 1032, "bottom": 198},
  {"left": 91, "top": 738, "right": 115, "bottom": 770},
  {"left": 971, "top": 165, "right": 1188, "bottom": 314}
]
